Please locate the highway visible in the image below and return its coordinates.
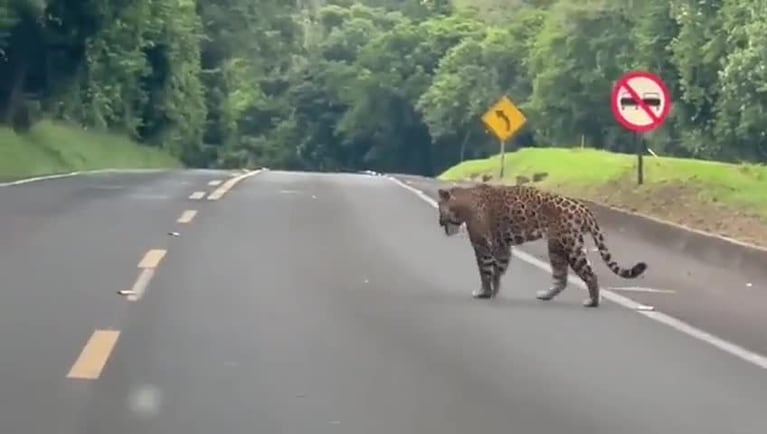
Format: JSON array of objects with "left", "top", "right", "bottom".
[{"left": 1, "top": 169, "right": 766, "bottom": 434}]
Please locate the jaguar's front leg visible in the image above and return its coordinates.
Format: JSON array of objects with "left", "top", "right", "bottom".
[
  {"left": 491, "top": 241, "right": 511, "bottom": 297},
  {"left": 471, "top": 242, "right": 494, "bottom": 299}
]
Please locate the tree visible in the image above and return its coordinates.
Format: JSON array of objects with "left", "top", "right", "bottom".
[{"left": 1, "top": 0, "right": 765, "bottom": 173}]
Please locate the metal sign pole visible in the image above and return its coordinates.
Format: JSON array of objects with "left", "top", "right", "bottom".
[
  {"left": 635, "top": 132, "right": 643, "bottom": 185},
  {"left": 499, "top": 139, "right": 506, "bottom": 179}
]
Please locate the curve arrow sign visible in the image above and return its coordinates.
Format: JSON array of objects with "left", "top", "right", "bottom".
[{"left": 495, "top": 110, "right": 510, "bottom": 131}]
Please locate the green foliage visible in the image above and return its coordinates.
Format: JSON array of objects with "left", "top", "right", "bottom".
[
  {"left": 438, "top": 147, "right": 767, "bottom": 219},
  {"left": 1, "top": 0, "right": 766, "bottom": 176},
  {"left": 0, "top": 120, "right": 179, "bottom": 178}
]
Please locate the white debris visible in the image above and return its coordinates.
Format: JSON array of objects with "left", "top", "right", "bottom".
[{"left": 128, "top": 384, "right": 163, "bottom": 419}]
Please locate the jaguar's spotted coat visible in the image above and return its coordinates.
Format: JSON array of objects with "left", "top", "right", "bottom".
[{"left": 437, "top": 183, "right": 647, "bottom": 307}]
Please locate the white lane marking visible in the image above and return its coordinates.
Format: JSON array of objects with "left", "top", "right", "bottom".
[
  {"left": 0, "top": 171, "right": 81, "bottom": 186},
  {"left": 0, "top": 169, "right": 171, "bottom": 187},
  {"left": 208, "top": 180, "right": 222, "bottom": 186},
  {"left": 0, "top": 169, "right": 242, "bottom": 188},
  {"left": 189, "top": 191, "right": 206, "bottom": 200},
  {"left": 387, "top": 175, "right": 767, "bottom": 370},
  {"left": 608, "top": 286, "right": 676, "bottom": 294}
]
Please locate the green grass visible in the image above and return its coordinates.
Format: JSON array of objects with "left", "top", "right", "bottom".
[
  {"left": 438, "top": 147, "right": 767, "bottom": 217},
  {"left": 0, "top": 120, "right": 181, "bottom": 179}
]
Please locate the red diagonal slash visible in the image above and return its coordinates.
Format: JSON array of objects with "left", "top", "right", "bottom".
[{"left": 620, "top": 79, "right": 660, "bottom": 123}]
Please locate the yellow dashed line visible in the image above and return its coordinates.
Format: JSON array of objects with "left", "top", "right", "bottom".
[
  {"left": 120, "top": 249, "right": 164, "bottom": 301},
  {"left": 68, "top": 172, "right": 264, "bottom": 381},
  {"left": 177, "top": 209, "right": 197, "bottom": 223},
  {"left": 122, "top": 268, "right": 156, "bottom": 301},
  {"left": 207, "top": 178, "right": 237, "bottom": 200},
  {"left": 207, "top": 170, "right": 260, "bottom": 200},
  {"left": 67, "top": 330, "right": 120, "bottom": 380},
  {"left": 138, "top": 249, "right": 166, "bottom": 269}
]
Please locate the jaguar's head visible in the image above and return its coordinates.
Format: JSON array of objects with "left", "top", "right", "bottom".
[{"left": 437, "top": 187, "right": 467, "bottom": 237}]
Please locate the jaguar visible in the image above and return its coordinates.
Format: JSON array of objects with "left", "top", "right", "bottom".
[{"left": 436, "top": 183, "right": 647, "bottom": 307}]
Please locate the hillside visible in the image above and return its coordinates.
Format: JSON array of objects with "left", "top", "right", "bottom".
[
  {"left": 438, "top": 148, "right": 767, "bottom": 247},
  {"left": 0, "top": 121, "right": 180, "bottom": 180}
]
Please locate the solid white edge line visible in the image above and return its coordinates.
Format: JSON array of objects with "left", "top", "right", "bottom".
[
  {"left": 0, "top": 168, "right": 170, "bottom": 187},
  {"left": 608, "top": 286, "right": 676, "bottom": 294},
  {"left": 0, "top": 171, "right": 81, "bottom": 186},
  {"left": 386, "top": 175, "right": 767, "bottom": 370}
]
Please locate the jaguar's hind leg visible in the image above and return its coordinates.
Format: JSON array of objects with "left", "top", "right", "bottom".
[{"left": 567, "top": 235, "right": 600, "bottom": 307}]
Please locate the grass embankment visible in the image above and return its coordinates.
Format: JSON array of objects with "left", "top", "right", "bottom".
[
  {"left": 0, "top": 120, "right": 181, "bottom": 180},
  {"left": 438, "top": 147, "right": 767, "bottom": 247}
]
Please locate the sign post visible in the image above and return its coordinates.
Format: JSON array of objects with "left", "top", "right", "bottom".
[
  {"left": 635, "top": 133, "right": 643, "bottom": 184},
  {"left": 481, "top": 95, "right": 527, "bottom": 180},
  {"left": 611, "top": 71, "right": 672, "bottom": 185}
]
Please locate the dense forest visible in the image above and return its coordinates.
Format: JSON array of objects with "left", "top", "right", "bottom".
[{"left": 1, "top": 0, "right": 765, "bottom": 175}]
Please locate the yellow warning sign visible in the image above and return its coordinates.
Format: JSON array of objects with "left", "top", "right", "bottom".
[{"left": 481, "top": 95, "right": 527, "bottom": 142}]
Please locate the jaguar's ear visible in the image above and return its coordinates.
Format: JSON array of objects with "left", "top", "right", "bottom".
[{"left": 437, "top": 188, "right": 451, "bottom": 201}]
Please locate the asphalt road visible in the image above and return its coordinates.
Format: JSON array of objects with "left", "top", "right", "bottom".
[
  {"left": 395, "top": 174, "right": 767, "bottom": 359},
  {"left": 1, "top": 169, "right": 766, "bottom": 434}
]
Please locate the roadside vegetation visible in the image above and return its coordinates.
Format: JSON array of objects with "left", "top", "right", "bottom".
[
  {"left": 439, "top": 148, "right": 767, "bottom": 246},
  {"left": 0, "top": 121, "right": 179, "bottom": 180}
]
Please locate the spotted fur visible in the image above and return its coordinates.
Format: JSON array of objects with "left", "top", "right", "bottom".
[{"left": 436, "top": 183, "right": 647, "bottom": 307}]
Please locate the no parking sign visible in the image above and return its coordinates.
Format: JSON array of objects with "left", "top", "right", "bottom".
[
  {"left": 611, "top": 71, "right": 671, "bottom": 133},
  {"left": 611, "top": 71, "right": 672, "bottom": 184}
]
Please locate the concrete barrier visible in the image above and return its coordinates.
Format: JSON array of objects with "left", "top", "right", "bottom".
[{"left": 583, "top": 199, "right": 767, "bottom": 277}]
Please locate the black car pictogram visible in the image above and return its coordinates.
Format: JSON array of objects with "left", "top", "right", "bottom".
[{"left": 620, "top": 92, "right": 661, "bottom": 110}]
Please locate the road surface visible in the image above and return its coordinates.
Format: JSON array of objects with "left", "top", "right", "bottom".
[
  {"left": 395, "top": 173, "right": 767, "bottom": 359},
  {"left": 1, "top": 169, "right": 766, "bottom": 434}
]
